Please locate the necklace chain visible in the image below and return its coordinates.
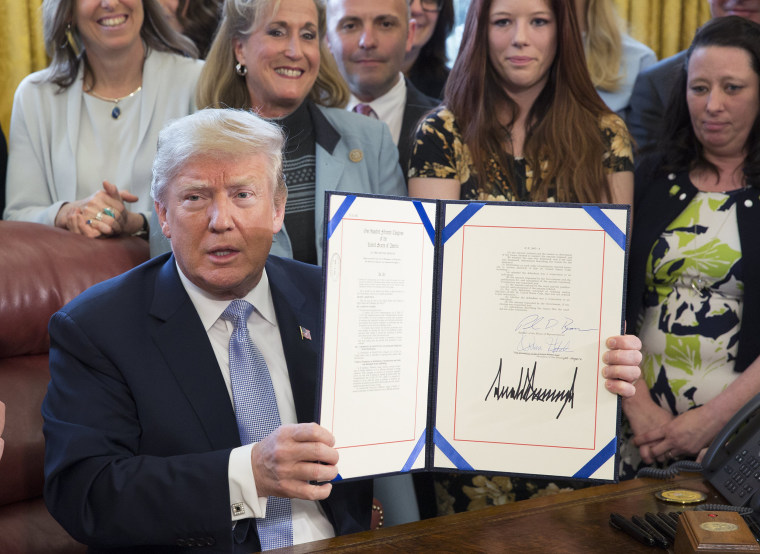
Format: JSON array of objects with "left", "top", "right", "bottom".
[
  {"left": 85, "top": 84, "right": 142, "bottom": 104},
  {"left": 84, "top": 83, "right": 142, "bottom": 120}
]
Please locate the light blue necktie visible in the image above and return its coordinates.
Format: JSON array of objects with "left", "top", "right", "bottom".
[{"left": 222, "top": 299, "right": 293, "bottom": 550}]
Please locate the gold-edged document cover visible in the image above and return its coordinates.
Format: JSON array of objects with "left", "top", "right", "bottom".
[{"left": 318, "top": 192, "right": 630, "bottom": 483}]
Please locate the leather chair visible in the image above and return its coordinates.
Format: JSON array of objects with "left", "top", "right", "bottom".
[{"left": 0, "top": 221, "right": 149, "bottom": 553}]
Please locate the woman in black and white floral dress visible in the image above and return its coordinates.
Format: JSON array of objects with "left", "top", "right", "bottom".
[{"left": 621, "top": 16, "right": 760, "bottom": 479}]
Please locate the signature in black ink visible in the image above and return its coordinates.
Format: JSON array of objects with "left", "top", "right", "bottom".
[
  {"left": 516, "top": 335, "right": 573, "bottom": 353},
  {"left": 515, "top": 314, "right": 597, "bottom": 335},
  {"left": 484, "top": 360, "right": 578, "bottom": 419}
]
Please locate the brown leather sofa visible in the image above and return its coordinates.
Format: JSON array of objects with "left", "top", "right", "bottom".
[{"left": 0, "top": 221, "right": 149, "bottom": 553}]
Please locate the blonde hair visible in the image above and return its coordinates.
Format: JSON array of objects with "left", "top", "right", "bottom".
[
  {"left": 197, "top": 0, "right": 348, "bottom": 110},
  {"left": 582, "top": 0, "right": 623, "bottom": 92}
]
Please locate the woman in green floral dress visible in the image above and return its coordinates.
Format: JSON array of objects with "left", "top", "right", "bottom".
[{"left": 621, "top": 16, "right": 760, "bottom": 479}]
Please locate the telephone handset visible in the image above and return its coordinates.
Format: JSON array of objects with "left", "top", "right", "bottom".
[{"left": 700, "top": 392, "right": 760, "bottom": 515}]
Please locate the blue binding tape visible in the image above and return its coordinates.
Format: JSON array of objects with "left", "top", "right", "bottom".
[
  {"left": 332, "top": 473, "right": 343, "bottom": 482},
  {"left": 401, "top": 430, "right": 427, "bottom": 472},
  {"left": 413, "top": 201, "right": 436, "bottom": 245},
  {"left": 572, "top": 437, "right": 617, "bottom": 479},
  {"left": 433, "top": 428, "right": 474, "bottom": 470},
  {"left": 441, "top": 203, "right": 484, "bottom": 244},
  {"left": 326, "top": 195, "right": 357, "bottom": 240},
  {"left": 582, "top": 206, "right": 626, "bottom": 251}
]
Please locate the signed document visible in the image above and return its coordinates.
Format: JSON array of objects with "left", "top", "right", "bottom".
[{"left": 319, "top": 193, "right": 629, "bottom": 483}]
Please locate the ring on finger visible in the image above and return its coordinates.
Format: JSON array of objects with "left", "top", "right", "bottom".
[
  {"left": 95, "top": 211, "right": 104, "bottom": 221},
  {"left": 103, "top": 207, "right": 116, "bottom": 218}
]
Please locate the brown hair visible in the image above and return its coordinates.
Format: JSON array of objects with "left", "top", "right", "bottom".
[
  {"left": 175, "top": 0, "right": 225, "bottom": 59},
  {"left": 197, "top": 0, "right": 349, "bottom": 110},
  {"left": 444, "top": 0, "right": 619, "bottom": 202}
]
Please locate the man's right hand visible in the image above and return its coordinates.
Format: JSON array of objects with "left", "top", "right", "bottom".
[{"left": 251, "top": 423, "right": 338, "bottom": 501}]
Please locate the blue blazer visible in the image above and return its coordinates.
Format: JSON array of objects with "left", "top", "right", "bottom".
[{"left": 42, "top": 254, "right": 371, "bottom": 552}]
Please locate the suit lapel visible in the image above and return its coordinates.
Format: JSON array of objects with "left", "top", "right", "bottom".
[
  {"left": 266, "top": 258, "right": 321, "bottom": 424},
  {"left": 399, "top": 79, "right": 438, "bottom": 175},
  {"left": 149, "top": 256, "right": 241, "bottom": 450}
]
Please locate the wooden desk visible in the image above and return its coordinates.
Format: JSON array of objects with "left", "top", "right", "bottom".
[{"left": 278, "top": 474, "right": 725, "bottom": 553}]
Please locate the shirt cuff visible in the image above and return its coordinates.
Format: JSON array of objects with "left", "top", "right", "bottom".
[{"left": 228, "top": 444, "right": 268, "bottom": 521}]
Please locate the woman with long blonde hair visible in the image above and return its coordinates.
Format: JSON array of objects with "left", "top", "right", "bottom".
[{"left": 576, "top": 0, "right": 656, "bottom": 118}]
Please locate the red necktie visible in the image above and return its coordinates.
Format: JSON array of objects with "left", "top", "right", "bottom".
[{"left": 353, "top": 103, "right": 378, "bottom": 119}]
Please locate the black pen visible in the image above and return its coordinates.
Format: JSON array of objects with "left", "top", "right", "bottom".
[
  {"left": 609, "top": 513, "right": 656, "bottom": 546},
  {"left": 646, "top": 512, "right": 676, "bottom": 542},
  {"left": 664, "top": 511, "right": 682, "bottom": 529},
  {"left": 633, "top": 514, "right": 669, "bottom": 548}
]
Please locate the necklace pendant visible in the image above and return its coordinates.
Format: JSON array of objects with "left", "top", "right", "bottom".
[{"left": 111, "top": 106, "right": 121, "bottom": 119}]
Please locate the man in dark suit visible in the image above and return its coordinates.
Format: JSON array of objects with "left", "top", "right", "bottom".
[
  {"left": 325, "top": 0, "right": 438, "bottom": 179},
  {"left": 42, "top": 109, "right": 372, "bottom": 552},
  {"left": 627, "top": 0, "right": 760, "bottom": 152}
]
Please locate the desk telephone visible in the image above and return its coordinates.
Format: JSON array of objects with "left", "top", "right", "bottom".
[
  {"left": 641, "top": 393, "right": 760, "bottom": 520},
  {"left": 701, "top": 393, "right": 760, "bottom": 516}
]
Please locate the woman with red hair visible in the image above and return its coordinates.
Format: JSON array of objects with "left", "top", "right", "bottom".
[
  {"left": 408, "top": 0, "right": 632, "bottom": 206},
  {"left": 408, "top": 0, "right": 637, "bottom": 514}
]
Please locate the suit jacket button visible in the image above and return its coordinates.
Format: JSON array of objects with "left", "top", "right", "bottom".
[
  {"left": 745, "top": 199, "right": 754, "bottom": 208},
  {"left": 349, "top": 149, "right": 363, "bottom": 163}
]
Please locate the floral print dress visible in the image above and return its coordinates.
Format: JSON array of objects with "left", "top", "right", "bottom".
[
  {"left": 619, "top": 188, "right": 746, "bottom": 479},
  {"left": 408, "top": 106, "right": 634, "bottom": 200},
  {"left": 408, "top": 106, "right": 634, "bottom": 514}
]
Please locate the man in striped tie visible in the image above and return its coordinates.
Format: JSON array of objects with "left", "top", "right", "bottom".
[{"left": 42, "top": 109, "right": 373, "bottom": 552}]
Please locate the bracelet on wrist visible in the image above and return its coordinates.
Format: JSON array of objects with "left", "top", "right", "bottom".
[{"left": 132, "top": 213, "right": 149, "bottom": 238}]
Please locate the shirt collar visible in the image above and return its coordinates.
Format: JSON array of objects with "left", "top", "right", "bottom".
[
  {"left": 347, "top": 74, "right": 407, "bottom": 122},
  {"left": 175, "top": 261, "right": 277, "bottom": 331}
]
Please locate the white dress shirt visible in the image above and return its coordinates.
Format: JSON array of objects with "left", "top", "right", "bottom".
[
  {"left": 347, "top": 74, "right": 407, "bottom": 145},
  {"left": 176, "top": 264, "right": 335, "bottom": 546}
]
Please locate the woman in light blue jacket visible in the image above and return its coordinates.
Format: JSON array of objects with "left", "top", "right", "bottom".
[{"left": 170, "top": 0, "right": 406, "bottom": 265}]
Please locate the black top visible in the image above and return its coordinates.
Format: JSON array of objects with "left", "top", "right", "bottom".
[{"left": 278, "top": 102, "right": 318, "bottom": 265}]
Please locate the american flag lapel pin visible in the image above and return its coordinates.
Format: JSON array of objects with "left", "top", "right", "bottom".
[{"left": 299, "top": 326, "right": 312, "bottom": 340}]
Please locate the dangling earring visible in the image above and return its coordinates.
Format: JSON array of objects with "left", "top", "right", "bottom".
[
  {"left": 235, "top": 62, "right": 247, "bottom": 76},
  {"left": 65, "top": 23, "right": 81, "bottom": 57}
]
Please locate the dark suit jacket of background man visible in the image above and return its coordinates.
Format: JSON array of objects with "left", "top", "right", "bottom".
[
  {"left": 626, "top": 50, "right": 687, "bottom": 154},
  {"left": 42, "top": 253, "right": 372, "bottom": 553},
  {"left": 399, "top": 78, "right": 439, "bottom": 180}
]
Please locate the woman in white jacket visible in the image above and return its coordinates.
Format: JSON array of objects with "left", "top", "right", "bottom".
[{"left": 4, "top": 0, "right": 202, "bottom": 239}]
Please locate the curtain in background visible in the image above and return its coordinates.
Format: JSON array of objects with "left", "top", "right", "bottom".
[
  {"left": 615, "top": 0, "right": 711, "bottom": 60},
  {"left": 0, "top": 0, "right": 45, "bottom": 136}
]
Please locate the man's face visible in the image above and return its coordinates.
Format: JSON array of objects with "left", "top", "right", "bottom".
[
  {"left": 709, "top": 0, "right": 760, "bottom": 23},
  {"left": 326, "top": 0, "right": 415, "bottom": 101},
  {"left": 156, "top": 153, "right": 284, "bottom": 300}
]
